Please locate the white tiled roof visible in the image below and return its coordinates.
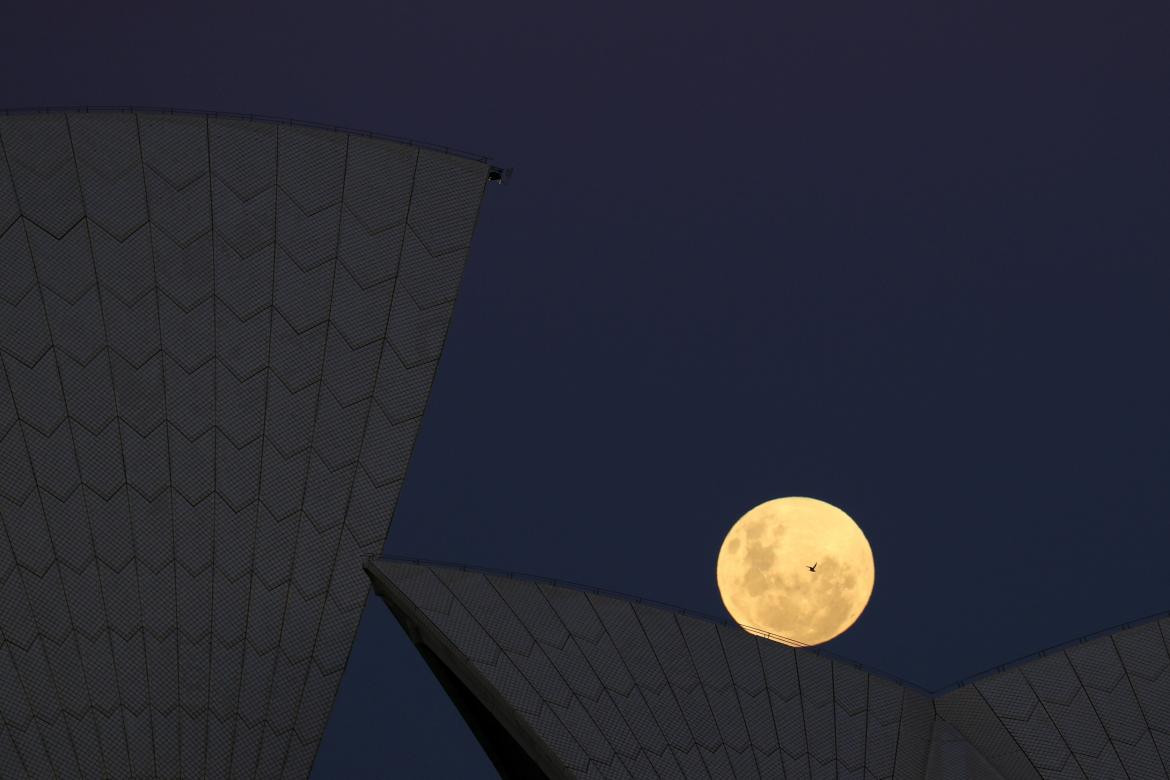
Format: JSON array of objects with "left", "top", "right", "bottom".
[{"left": 0, "top": 110, "right": 490, "bottom": 779}]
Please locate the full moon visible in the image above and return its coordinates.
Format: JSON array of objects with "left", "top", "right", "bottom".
[{"left": 716, "top": 497, "right": 874, "bottom": 646}]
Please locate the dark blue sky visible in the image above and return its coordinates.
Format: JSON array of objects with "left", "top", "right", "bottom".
[{"left": 5, "top": 1, "right": 1170, "bottom": 776}]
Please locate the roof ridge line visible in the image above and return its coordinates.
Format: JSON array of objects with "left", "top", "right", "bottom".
[
  {"left": 0, "top": 105, "right": 501, "bottom": 167},
  {"left": 374, "top": 553, "right": 1170, "bottom": 698},
  {"left": 372, "top": 553, "right": 936, "bottom": 696}
]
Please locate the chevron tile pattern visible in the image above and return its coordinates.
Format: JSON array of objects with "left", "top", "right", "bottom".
[
  {"left": 369, "top": 560, "right": 1170, "bottom": 779},
  {"left": 0, "top": 110, "right": 489, "bottom": 779},
  {"left": 367, "top": 560, "right": 939, "bottom": 779},
  {"left": 925, "top": 720, "right": 1008, "bottom": 780},
  {"left": 936, "top": 617, "right": 1170, "bottom": 780}
]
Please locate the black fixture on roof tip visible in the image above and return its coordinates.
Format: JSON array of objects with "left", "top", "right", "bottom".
[{"left": 488, "top": 166, "right": 513, "bottom": 184}]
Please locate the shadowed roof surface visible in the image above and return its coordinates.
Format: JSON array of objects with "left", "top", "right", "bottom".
[
  {"left": 0, "top": 109, "right": 490, "bottom": 779},
  {"left": 369, "top": 558, "right": 1170, "bottom": 779}
]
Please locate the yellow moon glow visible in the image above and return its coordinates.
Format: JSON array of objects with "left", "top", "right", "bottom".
[{"left": 716, "top": 497, "right": 874, "bottom": 646}]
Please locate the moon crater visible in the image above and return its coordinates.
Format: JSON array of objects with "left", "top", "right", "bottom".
[{"left": 717, "top": 497, "right": 875, "bottom": 646}]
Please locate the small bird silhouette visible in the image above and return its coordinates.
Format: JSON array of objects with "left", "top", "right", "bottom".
[{"left": 806, "top": 562, "right": 818, "bottom": 572}]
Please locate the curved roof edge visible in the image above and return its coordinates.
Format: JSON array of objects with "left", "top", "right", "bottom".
[
  {"left": 0, "top": 104, "right": 499, "bottom": 165},
  {"left": 376, "top": 553, "right": 1169, "bottom": 697},
  {"left": 0, "top": 115, "right": 496, "bottom": 778},
  {"left": 367, "top": 557, "right": 941, "bottom": 778},
  {"left": 935, "top": 606, "right": 1170, "bottom": 695},
  {"left": 374, "top": 553, "right": 934, "bottom": 695},
  {"left": 367, "top": 560, "right": 575, "bottom": 778}
]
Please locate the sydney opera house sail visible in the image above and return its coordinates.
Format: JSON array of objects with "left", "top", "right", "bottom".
[
  {"left": 935, "top": 619, "right": 1170, "bottom": 780},
  {"left": 0, "top": 110, "right": 491, "bottom": 779},
  {"left": 368, "top": 559, "right": 1170, "bottom": 780},
  {"left": 367, "top": 559, "right": 939, "bottom": 779}
]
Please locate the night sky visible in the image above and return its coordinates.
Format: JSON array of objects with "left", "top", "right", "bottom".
[{"left": 5, "top": 1, "right": 1170, "bottom": 776}]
